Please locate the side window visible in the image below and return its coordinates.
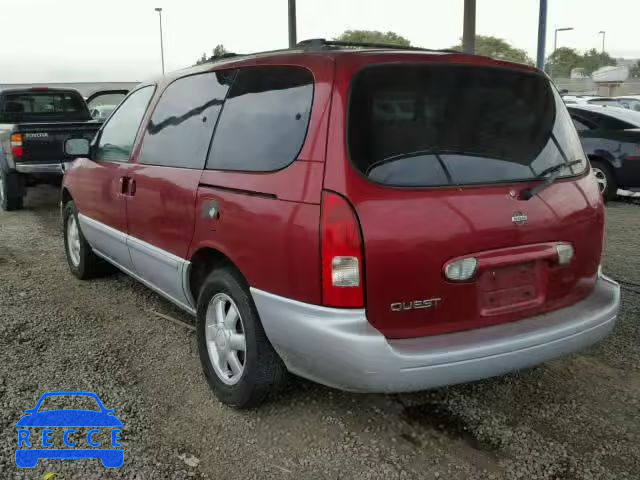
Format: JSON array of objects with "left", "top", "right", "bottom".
[
  {"left": 95, "top": 86, "right": 154, "bottom": 162},
  {"left": 138, "top": 71, "right": 235, "bottom": 169},
  {"left": 206, "top": 66, "right": 314, "bottom": 172},
  {"left": 571, "top": 117, "right": 592, "bottom": 131}
]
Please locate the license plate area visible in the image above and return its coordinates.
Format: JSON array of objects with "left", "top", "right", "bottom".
[{"left": 478, "top": 261, "right": 544, "bottom": 316}]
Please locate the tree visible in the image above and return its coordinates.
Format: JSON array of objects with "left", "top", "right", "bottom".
[
  {"left": 334, "top": 30, "right": 410, "bottom": 46},
  {"left": 545, "top": 47, "right": 582, "bottom": 78},
  {"left": 580, "top": 48, "right": 615, "bottom": 75},
  {"left": 195, "top": 44, "right": 229, "bottom": 65},
  {"left": 451, "top": 35, "right": 533, "bottom": 65},
  {"left": 630, "top": 61, "right": 640, "bottom": 78}
]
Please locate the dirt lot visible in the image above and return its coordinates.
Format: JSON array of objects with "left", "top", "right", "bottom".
[{"left": 0, "top": 186, "right": 638, "bottom": 480}]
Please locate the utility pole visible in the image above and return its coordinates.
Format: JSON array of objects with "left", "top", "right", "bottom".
[
  {"left": 462, "top": 0, "right": 476, "bottom": 54},
  {"left": 536, "top": 0, "right": 547, "bottom": 70},
  {"left": 599, "top": 31, "right": 606, "bottom": 53},
  {"left": 155, "top": 7, "right": 165, "bottom": 75},
  {"left": 288, "top": 0, "right": 297, "bottom": 48}
]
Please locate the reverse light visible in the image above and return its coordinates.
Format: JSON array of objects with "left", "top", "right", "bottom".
[
  {"left": 444, "top": 257, "right": 478, "bottom": 281},
  {"left": 556, "top": 244, "right": 574, "bottom": 265},
  {"left": 331, "top": 256, "right": 360, "bottom": 287},
  {"left": 10, "top": 133, "right": 23, "bottom": 158},
  {"left": 321, "top": 191, "right": 364, "bottom": 307}
]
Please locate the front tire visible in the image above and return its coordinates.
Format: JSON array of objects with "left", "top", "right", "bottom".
[
  {"left": 0, "top": 170, "right": 24, "bottom": 211},
  {"left": 197, "top": 267, "right": 287, "bottom": 408},
  {"left": 591, "top": 160, "right": 617, "bottom": 202},
  {"left": 63, "top": 201, "right": 104, "bottom": 279}
]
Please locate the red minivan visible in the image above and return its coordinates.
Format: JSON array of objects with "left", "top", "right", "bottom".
[{"left": 61, "top": 40, "right": 620, "bottom": 408}]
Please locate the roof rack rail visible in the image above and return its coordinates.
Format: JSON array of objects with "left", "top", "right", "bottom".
[{"left": 296, "top": 38, "right": 459, "bottom": 54}]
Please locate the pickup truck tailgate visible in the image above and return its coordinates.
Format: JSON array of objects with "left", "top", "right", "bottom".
[{"left": 18, "top": 122, "right": 100, "bottom": 165}]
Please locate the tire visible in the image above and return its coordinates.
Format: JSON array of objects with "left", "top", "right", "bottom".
[
  {"left": 0, "top": 170, "right": 24, "bottom": 211},
  {"left": 590, "top": 160, "right": 617, "bottom": 202},
  {"left": 63, "top": 201, "right": 104, "bottom": 279},
  {"left": 197, "top": 267, "right": 287, "bottom": 408}
]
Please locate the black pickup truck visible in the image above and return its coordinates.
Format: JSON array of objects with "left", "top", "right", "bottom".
[{"left": 0, "top": 87, "right": 110, "bottom": 210}]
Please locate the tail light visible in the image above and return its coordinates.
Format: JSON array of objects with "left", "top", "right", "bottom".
[
  {"left": 321, "top": 191, "right": 364, "bottom": 308},
  {"left": 10, "top": 133, "right": 23, "bottom": 158}
]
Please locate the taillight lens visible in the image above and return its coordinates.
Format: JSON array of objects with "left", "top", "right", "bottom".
[
  {"left": 321, "top": 191, "right": 364, "bottom": 308},
  {"left": 10, "top": 133, "right": 23, "bottom": 158}
]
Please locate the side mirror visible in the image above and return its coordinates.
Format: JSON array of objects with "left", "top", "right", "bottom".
[{"left": 65, "top": 138, "right": 90, "bottom": 157}]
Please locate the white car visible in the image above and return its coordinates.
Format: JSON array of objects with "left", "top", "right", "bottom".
[
  {"left": 563, "top": 95, "right": 623, "bottom": 107},
  {"left": 615, "top": 96, "right": 640, "bottom": 112},
  {"left": 89, "top": 105, "right": 116, "bottom": 121},
  {"left": 568, "top": 103, "right": 640, "bottom": 128}
]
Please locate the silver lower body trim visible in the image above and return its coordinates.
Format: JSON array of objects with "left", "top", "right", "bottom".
[
  {"left": 251, "top": 275, "right": 620, "bottom": 393},
  {"left": 15, "top": 162, "right": 63, "bottom": 174},
  {"left": 77, "top": 214, "right": 195, "bottom": 316},
  {"left": 92, "top": 248, "right": 196, "bottom": 316}
]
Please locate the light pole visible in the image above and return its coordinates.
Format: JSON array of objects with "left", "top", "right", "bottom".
[
  {"left": 599, "top": 31, "right": 606, "bottom": 53},
  {"left": 536, "top": 0, "right": 548, "bottom": 70},
  {"left": 154, "top": 7, "right": 165, "bottom": 75},
  {"left": 288, "top": 0, "right": 297, "bottom": 48},
  {"left": 462, "top": 0, "right": 476, "bottom": 54},
  {"left": 554, "top": 27, "right": 574, "bottom": 53},
  {"left": 552, "top": 27, "right": 573, "bottom": 79}
]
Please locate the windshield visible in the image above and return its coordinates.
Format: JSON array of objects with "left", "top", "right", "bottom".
[
  {"left": 1, "top": 90, "right": 90, "bottom": 122},
  {"left": 348, "top": 64, "right": 587, "bottom": 187},
  {"left": 37, "top": 395, "right": 101, "bottom": 412}
]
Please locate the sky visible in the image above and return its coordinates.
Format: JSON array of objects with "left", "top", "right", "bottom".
[{"left": 0, "top": 0, "right": 638, "bottom": 83}]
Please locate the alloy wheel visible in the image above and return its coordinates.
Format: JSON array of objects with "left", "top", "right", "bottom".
[
  {"left": 205, "top": 293, "right": 246, "bottom": 385},
  {"left": 66, "top": 216, "right": 81, "bottom": 267},
  {"left": 592, "top": 167, "right": 607, "bottom": 194}
]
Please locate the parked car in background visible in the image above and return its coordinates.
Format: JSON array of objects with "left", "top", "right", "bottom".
[
  {"left": 563, "top": 95, "right": 623, "bottom": 107},
  {"left": 0, "top": 88, "right": 125, "bottom": 210},
  {"left": 568, "top": 104, "right": 640, "bottom": 200},
  {"left": 0, "top": 87, "right": 101, "bottom": 210},
  {"left": 60, "top": 40, "right": 619, "bottom": 408},
  {"left": 616, "top": 95, "right": 640, "bottom": 112},
  {"left": 89, "top": 105, "right": 116, "bottom": 121}
]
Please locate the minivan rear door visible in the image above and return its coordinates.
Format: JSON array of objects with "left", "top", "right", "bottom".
[{"left": 325, "top": 56, "right": 604, "bottom": 339}]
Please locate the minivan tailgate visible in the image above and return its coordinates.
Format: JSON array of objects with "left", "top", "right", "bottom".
[{"left": 354, "top": 179, "right": 603, "bottom": 338}]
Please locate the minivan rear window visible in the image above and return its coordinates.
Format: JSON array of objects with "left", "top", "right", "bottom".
[{"left": 348, "top": 65, "right": 586, "bottom": 187}]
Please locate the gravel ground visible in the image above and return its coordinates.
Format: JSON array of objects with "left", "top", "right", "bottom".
[{"left": 0, "top": 186, "right": 638, "bottom": 480}]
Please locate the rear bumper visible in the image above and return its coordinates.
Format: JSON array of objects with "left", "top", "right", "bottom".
[
  {"left": 252, "top": 274, "right": 620, "bottom": 393},
  {"left": 15, "top": 162, "right": 64, "bottom": 174}
]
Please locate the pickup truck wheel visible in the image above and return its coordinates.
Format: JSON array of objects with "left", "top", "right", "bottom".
[
  {"left": 0, "top": 170, "right": 24, "bottom": 211},
  {"left": 63, "top": 201, "right": 103, "bottom": 279},
  {"left": 197, "top": 268, "right": 287, "bottom": 409},
  {"left": 591, "top": 160, "right": 617, "bottom": 202}
]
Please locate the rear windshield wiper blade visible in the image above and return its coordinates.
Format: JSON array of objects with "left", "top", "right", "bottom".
[{"left": 520, "top": 160, "right": 583, "bottom": 200}]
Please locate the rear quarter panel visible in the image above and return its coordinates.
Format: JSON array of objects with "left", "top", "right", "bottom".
[{"left": 189, "top": 53, "right": 334, "bottom": 304}]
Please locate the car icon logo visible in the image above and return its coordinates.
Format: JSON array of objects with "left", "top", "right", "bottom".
[{"left": 15, "top": 391, "right": 124, "bottom": 468}]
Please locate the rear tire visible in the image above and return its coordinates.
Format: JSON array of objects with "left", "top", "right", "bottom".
[
  {"left": 0, "top": 170, "right": 24, "bottom": 211},
  {"left": 197, "top": 267, "right": 287, "bottom": 408},
  {"left": 63, "top": 201, "right": 104, "bottom": 279},
  {"left": 590, "top": 160, "right": 617, "bottom": 202}
]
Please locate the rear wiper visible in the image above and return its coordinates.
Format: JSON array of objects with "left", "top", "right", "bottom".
[{"left": 520, "top": 160, "right": 583, "bottom": 200}]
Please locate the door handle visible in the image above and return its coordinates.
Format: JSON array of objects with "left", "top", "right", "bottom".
[
  {"left": 129, "top": 179, "right": 136, "bottom": 196},
  {"left": 119, "top": 177, "right": 128, "bottom": 195}
]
